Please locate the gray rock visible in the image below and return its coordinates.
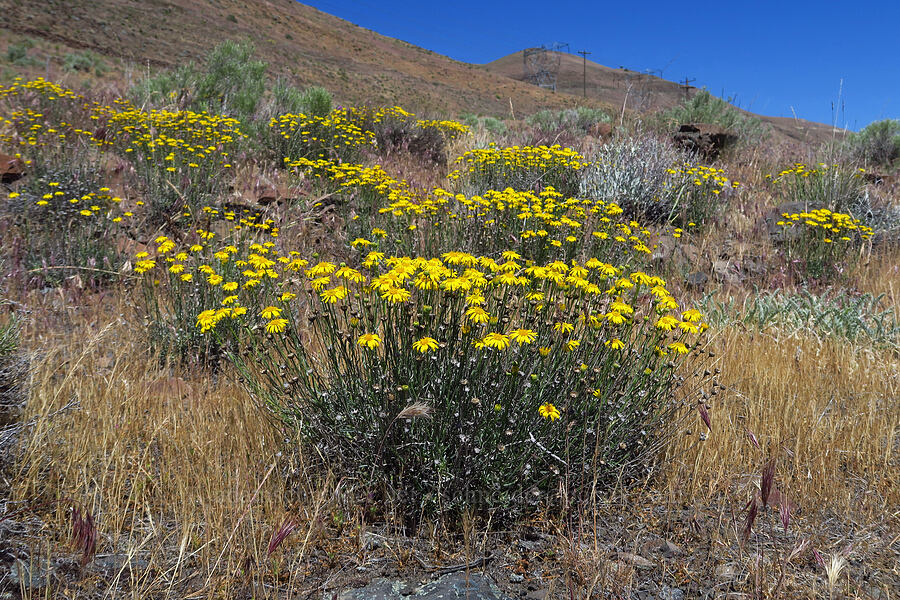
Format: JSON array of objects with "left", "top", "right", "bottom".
[
  {"left": 657, "top": 540, "right": 683, "bottom": 558},
  {"left": 715, "top": 563, "right": 738, "bottom": 580},
  {"left": 9, "top": 558, "right": 50, "bottom": 589},
  {"left": 340, "top": 578, "right": 409, "bottom": 600},
  {"left": 94, "top": 553, "right": 150, "bottom": 574},
  {"left": 673, "top": 123, "right": 738, "bottom": 161},
  {"left": 340, "top": 573, "right": 512, "bottom": 600},
  {"left": 617, "top": 552, "right": 655, "bottom": 569},
  {"left": 659, "top": 586, "right": 684, "bottom": 600},
  {"left": 686, "top": 271, "right": 708, "bottom": 289},
  {"left": 509, "top": 572, "right": 524, "bottom": 583}
]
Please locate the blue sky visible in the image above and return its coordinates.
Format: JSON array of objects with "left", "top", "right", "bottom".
[{"left": 302, "top": 1, "right": 898, "bottom": 130}]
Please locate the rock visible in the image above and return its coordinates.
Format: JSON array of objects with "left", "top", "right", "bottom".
[
  {"left": 686, "top": 271, "right": 708, "bottom": 289},
  {"left": 340, "top": 579, "right": 408, "bottom": 600},
  {"left": 94, "top": 553, "right": 150, "bottom": 574},
  {"left": 673, "top": 124, "right": 737, "bottom": 160},
  {"left": 256, "top": 185, "right": 278, "bottom": 206},
  {"left": 712, "top": 261, "right": 742, "bottom": 286},
  {"left": 589, "top": 122, "right": 614, "bottom": 140},
  {"left": 508, "top": 573, "right": 524, "bottom": 583},
  {"left": 0, "top": 152, "right": 25, "bottom": 183},
  {"left": 525, "top": 590, "right": 548, "bottom": 600},
  {"left": 657, "top": 540, "right": 683, "bottom": 558},
  {"left": 658, "top": 586, "right": 684, "bottom": 600},
  {"left": 362, "top": 531, "right": 385, "bottom": 550},
  {"left": 651, "top": 236, "right": 704, "bottom": 271},
  {"left": 9, "top": 558, "right": 50, "bottom": 589},
  {"left": 616, "top": 552, "right": 655, "bottom": 569},
  {"left": 715, "top": 563, "right": 738, "bottom": 580},
  {"left": 762, "top": 201, "right": 822, "bottom": 242},
  {"left": 340, "top": 573, "right": 512, "bottom": 600}
]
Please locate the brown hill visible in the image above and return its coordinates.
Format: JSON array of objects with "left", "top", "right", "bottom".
[
  {"left": 485, "top": 50, "right": 842, "bottom": 147},
  {"left": 0, "top": 0, "right": 613, "bottom": 118},
  {"left": 0, "top": 0, "right": 840, "bottom": 147}
]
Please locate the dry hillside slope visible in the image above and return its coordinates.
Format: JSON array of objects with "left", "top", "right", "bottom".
[
  {"left": 486, "top": 50, "right": 843, "bottom": 146},
  {"left": 1, "top": 0, "right": 840, "bottom": 147},
  {"left": 0, "top": 0, "right": 613, "bottom": 117}
]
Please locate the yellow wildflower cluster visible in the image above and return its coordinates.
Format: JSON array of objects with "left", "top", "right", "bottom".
[
  {"left": 17, "top": 182, "right": 132, "bottom": 221},
  {"left": 91, "top": 100, "right": 243, "bottom": 171},
  {"left": 0, "top": 77, "right": 81, "bottom": 102},
  {"left": 666, "top": 164, "right": 739, "bottom": 194},
  {"left": 416, "top": 119, "right": 470, "bottom": 139},
  {"left": 269, "top": 110, "right": 375, "bottom": 157},
  {"left": 448, "top": 144, "right": 586, "bottom": 180},
  {"left": 372, "top": 186, "right": 653, "bottom": 258},
  {"left": 777, "top": 208, "right": 873, "bottom": 242},
  {"left": 767, "top": 162, "right": 865, "bottom": 181}
]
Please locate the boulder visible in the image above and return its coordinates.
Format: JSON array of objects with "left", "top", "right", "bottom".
[
  {"left": 589, "top": 121, "right": 614, "bottom": 140},
  {"left": 0, "top": 152, "right": 25, "bottom": 183},
  {"left": 673, "top": 124, "right": 737, "bottom": 160},
  {"left": 862, "top": 172, "right": 896, "bottom": 188}
]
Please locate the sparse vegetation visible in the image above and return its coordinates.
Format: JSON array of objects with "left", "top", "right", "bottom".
[
  {"left": 659, "top": 89, "right": 770, "bottom": 146},
  {"left": 847, "top": 118, "right": 900, "bottom": 167},
  {"left": 526, "top": 106, "right": 612, "bottom": 134},
  {"left": 62, "top": 50, "right": 106, "bottom": 75},
  {"left": 0, "top": 31, "right": 897, "bottom": 600}
]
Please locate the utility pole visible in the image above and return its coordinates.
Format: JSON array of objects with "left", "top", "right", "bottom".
[
  {"left": 577, "top": 50, "right": 591, "bottom": 98},
  {"left": 681, "top": 76, "right": 696, "bottom": 100}
]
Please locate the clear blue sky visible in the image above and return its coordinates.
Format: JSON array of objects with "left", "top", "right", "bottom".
[{"left": 302, "top": 1, "right": 898, "bottom": 130}]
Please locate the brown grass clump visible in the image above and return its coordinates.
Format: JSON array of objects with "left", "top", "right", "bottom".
[
  {"left": 8, "top": 297, "right": 338, "bottom": 597},
  {"left": 667, "top": 325, "right": 898, "bottom": 512}
]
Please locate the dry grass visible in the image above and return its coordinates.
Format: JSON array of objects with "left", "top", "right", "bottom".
[
  {"left": 6, "top": 270, "right": 898, "bottom": 598},
  {"left": 7, "top": 296, "right": 342, "bottom": 598},
  {"left": 666, "top": 325, "right": 898, "bottom": 514}
]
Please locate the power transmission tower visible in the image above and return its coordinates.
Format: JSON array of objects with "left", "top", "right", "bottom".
[
  {"left": 577, "top": 50, "right": 591, "bottom": 98},
  {"left": 523, "top": 43, "right": 567, "bottom": 91}
]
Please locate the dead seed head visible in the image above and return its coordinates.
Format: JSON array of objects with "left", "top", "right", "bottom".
[{"left": 397, "top": 402, "right": 433, "bottom": 420}]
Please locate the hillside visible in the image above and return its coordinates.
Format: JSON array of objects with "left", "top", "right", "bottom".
[
  {"left": 485, "top": 50, "right": 842, "bottom": 146},
  {"left": 0, "top": 0, "right": 839, "bottom": 147},
  {"left": 0, "top": 0, "right": 613, "bottom": 118}
]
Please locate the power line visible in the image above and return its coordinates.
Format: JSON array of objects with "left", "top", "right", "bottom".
[{"left": 577, "top": 50, "right": 591, "bottom": 98}]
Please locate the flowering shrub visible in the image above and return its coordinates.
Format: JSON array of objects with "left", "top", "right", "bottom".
[
  {"left": 775, "top": 208, "right": 873, "bottom": 280},
  {"left": 92, "top": 102, "right": 242, "bottom": 223},
  {"left": 358, "top": 186, "right": 654, "bottom": 266},
  {"left": 267, "top": 109, "right": 375, "bottom": 165},
  {"left": 449, "top": 144, "right": 586, "bottom": 197},
  {"left": 6, "top": 169, "right": 135, "bottom": 288},
  {"left": 133, "top": 233, "right": 713, "bottom": 516},
  {"left": 132, "top": 206, "right": 280, "bottom": 365},
  {"left": 579, "top": 136, "right": 738, "bottom": 226}
]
